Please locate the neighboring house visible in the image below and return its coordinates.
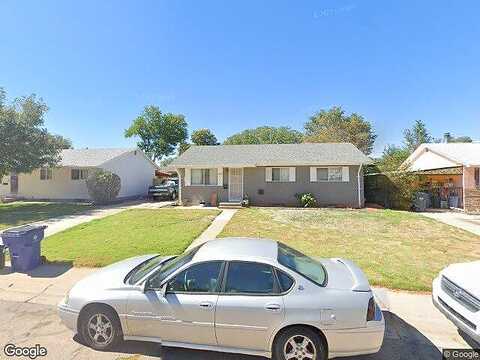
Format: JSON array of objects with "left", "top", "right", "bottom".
[
  {"left": 403, "top": 143, "right": 480, "bottom": 213},
  {"left": 171, "top": 143, "right": 372, "bottom": 207},
  {"left": 0, "top": 148, "right": 158, "bottom": 201}
]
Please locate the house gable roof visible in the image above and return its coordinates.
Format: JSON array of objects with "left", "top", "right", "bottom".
[
  {"left": 171, "top": 143, "right": 371, "bottom": 167},
  {"left": 405, "top": 143, "right": 480, "bottom": 169},
  {"left": 59, "top": 148, "right": 143, "bottom": 167}
]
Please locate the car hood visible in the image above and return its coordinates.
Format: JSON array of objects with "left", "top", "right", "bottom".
[
  {"left": 321, "top": 258, "right": 371, "bottom": 292},
  {"left": 71, "top": 255, "right": 172, "bottom": 292},
  {"left": 441, "top": 261, "right": 480, "bottom": 298}
]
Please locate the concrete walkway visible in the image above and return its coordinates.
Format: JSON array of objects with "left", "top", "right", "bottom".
[
  {"left": 2, "top": 200, "right": 173, "bottom": 238},
  {"left": 186, "top": 209, "right": 238, "bottom": 250},
  {"left": 421, "top": 210, "right": 480, "bottom": 236}
]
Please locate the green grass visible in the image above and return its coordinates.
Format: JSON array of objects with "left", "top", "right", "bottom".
[
  {"left": 219, "top": 207, "right": 480, "bottom": 292},
  {"left": 0, "top": 201, "right": 93, "bottom": 231},
  {"left": 42, "top": 209, "right": 220, "bottom": 267}
]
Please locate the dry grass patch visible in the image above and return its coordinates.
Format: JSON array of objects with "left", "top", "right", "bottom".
[{"left": 219, "top": 208, "right": 480, "bottom": 291}]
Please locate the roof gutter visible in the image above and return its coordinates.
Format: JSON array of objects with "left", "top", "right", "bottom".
[{"left": 357, "top": 164, "right": 363, "bottom": 208}]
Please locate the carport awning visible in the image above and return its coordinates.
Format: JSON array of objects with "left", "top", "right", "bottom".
[{"left": 414, "top": 167, "right": 463, "bottom": 175}]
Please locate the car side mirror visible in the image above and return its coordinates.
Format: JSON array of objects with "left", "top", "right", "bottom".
[{"left": 159, "top": 283, "right": 167, "bottom": 297}]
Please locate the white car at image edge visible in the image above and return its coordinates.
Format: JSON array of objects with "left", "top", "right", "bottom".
[
  {"left": 433, "top": 261, "right": 480, "bottom": 343},
  {"left": 58, "top": 238, "right": 384, "bottom": 359}
]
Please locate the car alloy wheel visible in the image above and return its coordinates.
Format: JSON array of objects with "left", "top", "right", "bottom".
[
  {"left": 283, "top": 334, "right": 317, "bottom": 360},
  {"left": 87, "top": 313, "right": 114, "bottom": 347}
]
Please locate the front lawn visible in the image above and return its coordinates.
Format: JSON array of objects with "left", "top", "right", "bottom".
[
  {"left": 0, "top": 202, "right": 93, "bottom": 231},
  {"left": 42, "top": 209, "right": 220, "bottom": 267},
  {"left": 219, "top": 208, "right": 480, "bottom": 291}
]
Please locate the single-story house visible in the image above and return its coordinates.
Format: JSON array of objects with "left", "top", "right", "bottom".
[
  {"left": 0, "top": 148, "right": 158, "bottom": 201},
  {"left": 171, "top": 143, "right": 372, "bottom": 207},
  {"left": 403, "top": 143, "right": 480, "bottom": 213}
]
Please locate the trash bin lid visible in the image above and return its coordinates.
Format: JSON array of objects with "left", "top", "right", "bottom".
[{"left": 2, "top": 224, "right": 47, "bottom": 237}]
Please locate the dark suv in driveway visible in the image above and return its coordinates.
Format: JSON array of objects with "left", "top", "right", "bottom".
[{"left": 148, "top": 178, "right": 178, "bottom": 201}]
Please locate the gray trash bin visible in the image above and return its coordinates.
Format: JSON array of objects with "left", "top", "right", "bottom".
[
  {"left": 1, "top": 225, "right": 47, "bottom": 272},
  {"left": 413, "top": 192, "right": 428, "bottom": 212},
  {"left": 449, "top": 196, "right": 459, "bottom": 208}
]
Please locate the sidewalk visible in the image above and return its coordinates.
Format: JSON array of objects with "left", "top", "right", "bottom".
[{"left": 186, "top": 209, "right": 238, "bottom": 250}]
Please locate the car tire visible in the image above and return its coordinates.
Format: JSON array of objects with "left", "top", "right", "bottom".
[
  {"left": 79, "top": 305, "right": 122, "bottom": 351},
  {"left": 273, "top": 326, "right": 326, "bottom": 360}
]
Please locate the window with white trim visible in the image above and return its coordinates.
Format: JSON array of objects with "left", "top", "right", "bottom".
[
  {"left": 71, "top": 169, "right": 89, "bottom": 180},
  {"left": 191, "top": 168, "right": 218, "bottom": 185},
  {"left": 271, "top": 168, "right": 290, "bottom": 182},
  {"left": 40, "top": 167, "right": 52, "bottom": 180},
  {"left": 313, "top": 167, "right": 345, "bottom": 182}
]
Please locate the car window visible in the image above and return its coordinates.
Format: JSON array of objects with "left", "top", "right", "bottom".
[
  {"left": 276, "top": 269, "right": 294, "bottom": 292},
  {"left": 143, "top": 245, "right": 203, "bottom": 287},
  {"left": 277, "top": 242, "right": 327, "bottom": 286},
  {"left": 225, "top": 262, "right": 275, "bottom": 294},
  {"left": 166, "top": 261, "right": 223, "bottom": 293}
]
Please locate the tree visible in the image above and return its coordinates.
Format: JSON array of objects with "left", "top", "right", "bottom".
[
  {"left": 178, "top": 141, "right": 190, "bottom": 155},
  {"left": 376, "top": 145, "right": 411, "bottom": 172},
  {"left": 403, "top": 120, "right": 432, "bottom": 152},
  {"left": 125, "top": 106, "right": 187, "bottom": 161},
  {"left": 191, "top": 128, "right": 218, "bottom": 146},
  {"left": 0, "top": 88, "right": 72, "bottom": 178},
  {"left": 303, "top": 106, "right": 376, "bottom": 155},
  {"left": 224, "top": 126, "right": 303, "bottom": 145}
]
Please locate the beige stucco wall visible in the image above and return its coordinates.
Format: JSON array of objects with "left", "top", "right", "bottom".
[
  {"left": 9, "top": 150, "right": 157, "bottom": 201},
  {"left": 16, "top": 167, "right": 91, "bottom": 200},
  {"left": 102, "top": 151, "right": 157, "bottom": 198}
]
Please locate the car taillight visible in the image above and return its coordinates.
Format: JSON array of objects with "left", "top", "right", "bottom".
[{"left": 367, "top": 296, "right": 375, "bottom": 321}]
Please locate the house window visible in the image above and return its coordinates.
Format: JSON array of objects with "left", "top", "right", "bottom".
[
  {"left": 475, "top": 168, "right": 480, "bottom": 188},
  {"left": 271, "top": 168, "right": 290, "bottom": 182},
  {"left": 40, "top": 167, "right": 52, "bottom": 180},
  {"left": 191, "top": 168, "right": 217, "bottom": 185},
  {"left": 328, "top": 167, "right": 343, "bottom": 181},
  {"left": 71, "top": 169, "right": 89, "bottom": 180},
  {"left": 317, "top": 168, "right": 328, "bottom": 181},
  {"left": 313, "top": 167, "right": 345, "bottom": 182}
]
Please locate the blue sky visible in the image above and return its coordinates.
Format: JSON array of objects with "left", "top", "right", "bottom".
[{"left": 1, "top": 0, "right": 479, "bottom": 156}]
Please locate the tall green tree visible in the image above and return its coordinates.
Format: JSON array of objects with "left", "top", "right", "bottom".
[
  {"left": 191, "top": 128, "right": 218, "bottom": 146},
  {"left": 303, "top": 106, "right": 376, "bottom": 155},
  {"left": 403, "top": 120, "right": 432, "bottom": 152},
  {"left": 224, "top": 126, "right": 303, "bottom": 145},
  {"left": 0, "top": 88, "right": 72, "bottom": 178},
  {"left": 125, "top": 106, "right": 188, "bottom": 161}
]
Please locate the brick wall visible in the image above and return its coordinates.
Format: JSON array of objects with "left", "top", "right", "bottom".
[{"left": 465, "top": 188, "right": 480, "bottom": 213}]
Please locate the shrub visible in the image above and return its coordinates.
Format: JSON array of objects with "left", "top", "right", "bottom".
[
  {"left": 86, "top": 169, "right": 121, "bottom": 204},
  {"left": 295, "top": 192, "right": 317, "bottom": 208}
]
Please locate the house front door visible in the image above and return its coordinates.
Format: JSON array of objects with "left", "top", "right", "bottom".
[
  {"left": 228, "top": 168, "right": 243, "bottom": 202},
  {"left": 10, "top": 174, "right": 18, "bottom": 194}
]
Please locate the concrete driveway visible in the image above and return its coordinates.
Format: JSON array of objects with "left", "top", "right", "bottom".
[
  {"left": 421, "top": 210, "right": 480, "bottom": 236},
  {"left": 0, "top": 264, "right": 473, "bottom": 360}
]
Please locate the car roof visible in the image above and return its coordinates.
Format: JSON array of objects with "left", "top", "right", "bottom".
[{"left": 193, "top": 237, "right": 279, "bottom": 263}]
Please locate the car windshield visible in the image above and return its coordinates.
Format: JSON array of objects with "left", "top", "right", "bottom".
[
  {"left": 277, "top": 242, "right": 327, "bottom": 286},
  {"left": 127, "top": 245, "right": 202, "bottom": 285}
]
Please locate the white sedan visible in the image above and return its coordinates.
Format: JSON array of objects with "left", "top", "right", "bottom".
[
  {"left": 58, "top": 238, "right": 384, "bottom": 359},
  {"left": 433, "top": 261, "right": 480, "bottom": 343}
]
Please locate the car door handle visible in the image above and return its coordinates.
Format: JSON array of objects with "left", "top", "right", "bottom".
[
  {"left": 199, "top": 301, "right": 214, "bottom": 309},
  {"left": 265, "top": 303, "right": 281, "bottom": 311}
]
